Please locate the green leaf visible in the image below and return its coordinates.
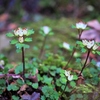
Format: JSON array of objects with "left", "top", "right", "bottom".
[
  {"left": 71, "top": 25, "right": 76, "bottom": 29},
  {"left": 25, "top": 38, "right": 32, "bottom": 42},
  {"left": 27, "top": 29, "right": 34, "bottom": 36},
  {"left": 42, "top": 75, "right": 53, "bottom": 85},
  {"left": 10, "top": 39, "right": 18, "bottom": 44},
  {"left": 73, "top": 75, "right": 78, "bottom": 80},
  {"left": 12, "top": 95, "right": 19, "bottom": 100},
  {"left": 16, "top": 43, "right": 23, "bottom": 49},
  {"left": 7, "top": 84, "right": 19, "bottom": 91},
  {"left": 81, "top": 48, "right": 87, "bottom": 53},
  {"left": 70, "top": 81, "right": 76, "bottom": 87},
  {"left": 56, "top": 79, "right": 62, "bottom": 87},
  {"left": 76, "top": 58, "right": 81, "bottom": 63},
  {"left": 60, "top": 77, "right": 67, "bottom": 84},
  {"left": 70, "top": 94, "right": 76, "bottom": 100},
  {"left": 41, "top": 96, "right": 46, "bottom": 100},
  {"left": 76, "top": 41, "right": 82, "bottom": 45},
  {"left": 32, "top": 83, "right": 38, "bottom": 89},
  {"left": 7, "top": 85, "right": 12, "bottom": 91},
  {"left": 16, "top": 49, "right": 22, "bottom": 53},
  {"left": 96, "top": 51, "right": 100, "bottom": 55},
  {"left": 15, "top": 64, "right": 23, "bottom": 74},
  {"left": 91, "top": 59, "right": 96, "bottom": 65},
  {"left": 6, "top": 32, "right": 14, "bottom": 37},
  {"left": 76, "top": 94, "right": 83, "bottom": 98},
  {"left": 23, "top": 44, "right": 30, "bottom": 49}
]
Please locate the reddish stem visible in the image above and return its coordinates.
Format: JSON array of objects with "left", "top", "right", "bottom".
[
  {"left": 22, "top": 47, "right": 26, "bottom": 81},
  {"left": 78, "top": 49, "right": 91, "bottom": 76}
]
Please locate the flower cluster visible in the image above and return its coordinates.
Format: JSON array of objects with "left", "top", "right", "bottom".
[
  {"left": 14, "top": 28, "right": 28, "bottom": 43},
  {"left": 76, "top": 22, "right": 87, "bottom": 30},
  {"left": 65, "top": 70, "right": 73, "bottom": 81},
  {"left": 82, "top": 40, "right": 98, "bottom": 50}
]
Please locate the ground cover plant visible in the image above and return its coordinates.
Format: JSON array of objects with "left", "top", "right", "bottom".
[{"left": 0, "top": 21, "right": 100, "bottom": 100}]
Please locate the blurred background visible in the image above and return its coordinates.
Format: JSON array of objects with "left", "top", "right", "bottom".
[{"left": 0, "top": 0, "right": 100, "bottom": 61}]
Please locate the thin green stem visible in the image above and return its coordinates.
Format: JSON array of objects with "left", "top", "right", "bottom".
[
  {"left": 64, "top": 29, "right": 82, "bottom": 68},
  {"left": 78, "top": 49, "right": 91, "bottom": 76},
  {"left": 39, "top": 35, "right": 47, "bottom": 58},
  {"left": 60, "top": 81, "right": 68, "bottom": 98},
  {"left": 22, "top": 47, "right": 26, "bottom": 82}
]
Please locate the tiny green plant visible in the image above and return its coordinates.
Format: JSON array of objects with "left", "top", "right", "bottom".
[
  {"left": 39, "top": 26, "right": 53, "bottom": 58},
  {"left": 6, "top": 27, "right": 34, "bottom": 81}
]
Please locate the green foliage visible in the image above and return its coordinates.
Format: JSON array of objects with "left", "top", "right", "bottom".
[
  {"left": 0, "top": 79, "right": 6, "bottom": 94},
  {"left": 75, "top": 83, "right": 96, "bottom": 93},
  {"left": 41, "top": 86, "right": 59, "bottom": 100},
  {"left": 12, "top": 95, "right": 20, "bottom": 100},
  {"left": 7, "top": 84, "right": 19, "bottom": 91},
  {"left": 32, "top": 83, "right": 38, "bottom": 89},
  {"left": 6, "top": 32, "right": 14, "bottom": 37}
]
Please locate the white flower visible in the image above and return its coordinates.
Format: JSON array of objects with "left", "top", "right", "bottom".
[
  {"left": 0, "top": 60, "right": 5, "bottom": 66},
  {"left": 14, "top": 28, "right": 28, "bottom": 36},
  {"left": 42, "top": 26, "right": 50, "bottom": 34},
  {"left": 82, "top": 40, "right": 99, "bottom": 50},
  {"left": 93, "top": 44, "right": 99, "bottom": 50},
  {"left": 23, "top": 28, "right": 28, "bottom": 35},
  {"left": 87, "top": 40, "right": 94, "bottom": 49},
  {"left": 76, "top": 22, "right": 87, "bottom": 29},
  {"left": 18, "top": 36, "right": 24, "bottom": 43},
  {"left": 68, "top": 75, "right": 73, "bottom": 81},
  {"left": 63, "top": 42, "right": 70, "bottom": 50},
  {"left": 65, "top": 70, "right": 70, "bottom": 76},
  {"left": 82, "top": 40, "right": 88, "bottom": 46},
  {"left": 82, "top": 40, "right": 94, "bottom": 49}
]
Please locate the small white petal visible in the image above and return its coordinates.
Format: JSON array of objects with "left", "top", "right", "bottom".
[
  {"left": 63, "top": 42, "right": 70, "bottom": 50},
  {"left": 87, "top": 40, "right": 94, "bottom": 49},
  {"left": 76, "top": 22, "right": 87, "bottom": 29},
  {"left": 68, "top": 75, "right": 73, "bottom": 81},
  {"left": 14, "top": 28, "right": 28, "bottom": 37},
  {"left": 82, "top": 40, "right": 88, "bottom": 46},
  {"left": 93, "top": 44, "right": 99, "bottom": 50},
  {"left": 43, "top": 26, "right": 50, "bottom": 34},
  {"left": 0, "top": 60, "right": 5, "bottom": 65},
  {"left": 23, "top": 29, "right": 28, "bottom": 35},
  {"left": 65, "top": 70, "right": 70, "bottom": 76}
]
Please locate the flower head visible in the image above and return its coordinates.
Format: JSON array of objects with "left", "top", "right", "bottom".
[
  {"left": 14, "top": 28, "right": 28, "bottom": 36},
  {"left": 76, "top": 22, "right": 87, "bottom": 30},
  {"left": 42, "top": 26, "right": 51, "bottom": 34},
  {"left": 82, "top": 40, "right": 99, "bottom": 50},
  {"left": 65, "top": 70, "right": 70, "bottom": 76},
  {"left": 68, "top": 75, "right": 73, "bottom": 81},
  {"left": 65, "top": 70, "right": 73, "bottom": 81}
]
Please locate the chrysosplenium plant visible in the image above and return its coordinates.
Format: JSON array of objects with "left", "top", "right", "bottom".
[
  {"left": 39, "top": 26, "right": 54, "bottom": 58},
  {"left": 6, "top": 27, "right": 34, "bottom": 81}
]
